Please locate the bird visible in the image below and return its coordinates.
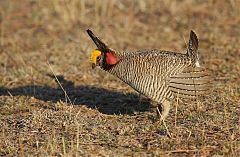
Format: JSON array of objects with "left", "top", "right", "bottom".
[{"left": 87, "top": 29, "right": 211, "bottom": 121}]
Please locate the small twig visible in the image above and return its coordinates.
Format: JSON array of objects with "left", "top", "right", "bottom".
[
  {"left": 62, "top": 136, "right": 66, "bottom": 155},
  {"left": 31, "top": 67, "right": 36, "bottom": 96},
  {"left": 47, "top": 61, "right": 73, "bottom": 105},
  {"left": 175, "top": 90, "right": 179, "bottom": 127},
  {"left": 156, "top": 107, "right": 172, "bottom": 138},
  {"left": 7, "top": 91, "right": 13, "bottom": 98}
]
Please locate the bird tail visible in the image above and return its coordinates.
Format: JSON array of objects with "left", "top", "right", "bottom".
[
  {"left": 169, "top": 66, "right": 211, "bottom": 99},
  {"left": 187, "top": 30, "right": 200, "bottom": 67}
]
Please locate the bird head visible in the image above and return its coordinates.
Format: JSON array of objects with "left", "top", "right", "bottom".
[{"left": 87, "top": 29, "right": 119, "bottom": 69}]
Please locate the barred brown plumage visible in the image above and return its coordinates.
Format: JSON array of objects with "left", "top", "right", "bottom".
[{"left": 87, "top": 29, "right": 211, "bottom": 120}]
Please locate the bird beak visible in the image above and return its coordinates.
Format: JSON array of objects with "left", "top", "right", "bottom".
[
  {"left": 86, "top": 29, "right": 108, "bottom": 52},
  {"left": 92, "top": 63, "right": 96, "bottom": 69}
]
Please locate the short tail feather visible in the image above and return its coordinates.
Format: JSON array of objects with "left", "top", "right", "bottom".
[{"left": 187, "top": 30, "right": 200, "bottom": 67}]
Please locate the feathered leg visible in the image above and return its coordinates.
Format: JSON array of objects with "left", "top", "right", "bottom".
[
  {"left": 157, "top": 100, "right": 171, "bottom": 121},
  {"left": 159, "top": 100, "right": 171, "bottom": 121},
  {"left": 152, "top": 100, "right": 171, "bottom": 121}
]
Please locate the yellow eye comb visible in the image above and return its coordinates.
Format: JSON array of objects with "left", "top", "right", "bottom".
[{"left": 90, "top": 50, "right": 102, "bottom": 64}]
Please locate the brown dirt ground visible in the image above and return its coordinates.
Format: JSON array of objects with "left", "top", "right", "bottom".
[{"left": 0, "top": 0, "right": 239, "bottom": 156}]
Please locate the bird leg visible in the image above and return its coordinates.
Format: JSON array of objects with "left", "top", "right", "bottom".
[
  {"left": 155, "top": 99, "right": 171, "bottom": 121},
  {"left": 161, "top": 99, "right": 171, "bottom": 121}
]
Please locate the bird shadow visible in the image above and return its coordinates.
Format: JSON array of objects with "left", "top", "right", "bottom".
[{"left": 0, "top": 75, "right": 151, "bottom": 115}]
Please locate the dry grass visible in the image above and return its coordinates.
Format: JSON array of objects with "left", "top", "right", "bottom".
[{"left": 0, "top": 0, "right": 239, "bottom": 156}]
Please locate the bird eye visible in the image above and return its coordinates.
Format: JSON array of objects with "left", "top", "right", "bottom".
[{"left": 96, "top": 56, "right": 101, "bottom": 61}]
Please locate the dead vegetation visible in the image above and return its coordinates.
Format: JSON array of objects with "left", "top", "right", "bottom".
[{"left": 0, "top": 0, "right": 239, "bottom": 156}]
